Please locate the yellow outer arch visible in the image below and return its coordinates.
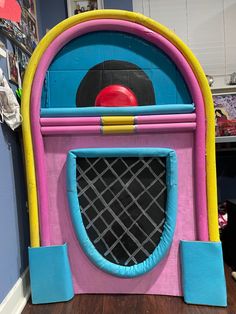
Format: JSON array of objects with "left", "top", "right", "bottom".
[{"left": 22, "top": 9, "right": 219, "bottom": 247}]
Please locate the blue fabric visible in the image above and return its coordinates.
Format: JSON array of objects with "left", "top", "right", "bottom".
[
  {"left": 66, "top": 148, "right": 178, "bottom": 277},
  {"left": 28, "top": 244, "right": 74, "bottom": 304},
  {"left": 41, "top": 104, "right": 194, "bottom": 117},
  {"left": 180, "top": 241, "right": 227, "bottom": 307},
  {"left": 42, "top": 31, "right": 192, "bottom": 108}
]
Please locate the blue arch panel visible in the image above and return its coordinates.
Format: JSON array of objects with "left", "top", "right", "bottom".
[{"left": 41, "top": 31, "right": 192, "bottom": 109}]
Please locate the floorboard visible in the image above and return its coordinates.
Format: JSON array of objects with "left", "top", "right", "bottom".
[{"left": 22, "top": 265, "right": 236, "bottom": 314}]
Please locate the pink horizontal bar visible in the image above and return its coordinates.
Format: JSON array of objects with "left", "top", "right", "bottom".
[
  {"left": 40, "top": 117, "right": 100, "bottom": 126},
  {"left": 40, "top": 113, "right": 196, "bottom": 127},
  {"left": 136, "top": 113, "right": 196, "bottom": 124},
  {"left": 41, "top": 122, "right": 196, "bottom": 135},
  {"left": 41, "top": 125, "right": 101, "bottom": 135},
  {"left": 136, "top": 122, "right": 196, "bottom": 133}
]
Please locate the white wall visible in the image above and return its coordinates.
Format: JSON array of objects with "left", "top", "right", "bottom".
[{"left": 133, "top": 0, "right": 236, "bottom": 87}]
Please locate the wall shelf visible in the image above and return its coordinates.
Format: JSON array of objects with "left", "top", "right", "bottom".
[
  {"left": 210, "top": 76, "right": 236, "bottom": 95},
  {"left": 216, "top": 136, "right": 236, "bottom": 143},
  {"left": 211, "top": 86, "right": 236, "bottom": 95}
]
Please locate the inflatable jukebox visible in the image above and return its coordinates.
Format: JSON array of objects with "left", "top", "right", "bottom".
[{"left": 22, "top": 10, "right": 227, "bottom": 306}]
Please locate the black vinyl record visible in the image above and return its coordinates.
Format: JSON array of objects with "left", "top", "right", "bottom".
[{"left": 76, "top": 60, "right": 155, "bottom": 107}]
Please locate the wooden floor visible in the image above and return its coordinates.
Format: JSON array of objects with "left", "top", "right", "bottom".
[{"left": 23, "top": 265, "right": 236, "bottom": 314}]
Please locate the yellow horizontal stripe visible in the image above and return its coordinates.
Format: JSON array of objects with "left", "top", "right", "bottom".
[
  {"left": 102, "top": 125, "right": 135, "bottom": 134},
  {"left": 102, "top": 116, "right": 134, "bottom": 125}
]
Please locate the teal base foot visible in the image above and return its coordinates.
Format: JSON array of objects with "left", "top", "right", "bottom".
[
  {"left": 29, "top": 243, "right": 74, "bottom": 304},
  {"left": 180, "top": 241, "right": 227, "bottom": 307}
]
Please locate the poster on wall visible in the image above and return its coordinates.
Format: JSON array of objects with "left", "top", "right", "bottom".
[
  {"left": 67, "top": 0, "right": 103, "bottom": 16},
  {"left": 214, "top": 94, "right": 236, "bottom": 136},
  {"left": 6, "top": 51, "right": 21, "bottom": 85},
  {"left": 0, "top": 0, "right": 38, "bottom": 54},
  {"left": 15, "top": 47, "right": 29, "bottom": 83}
]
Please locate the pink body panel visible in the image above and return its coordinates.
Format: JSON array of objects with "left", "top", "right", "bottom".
[{"left": 44, "top": 132, "right": 196, "bottom": 296}]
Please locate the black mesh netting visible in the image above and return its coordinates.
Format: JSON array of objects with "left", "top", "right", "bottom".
[{"left": 76, "top": 156, "right": 167, "bottom": 266}]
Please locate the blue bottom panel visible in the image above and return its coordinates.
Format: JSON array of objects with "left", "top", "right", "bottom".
[
  {"left": 180, "top": 241, "right": 227, "bottom": 307},
  {"left": 29, "top": 244, "right": 74, "bottom": 304}
]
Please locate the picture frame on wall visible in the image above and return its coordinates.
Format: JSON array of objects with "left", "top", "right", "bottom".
[
  {"left": 28, "top": 0, "right": 36, "bottom": 17},
  {"left": 21, "top": 0, "right": 36, "bottom": 17},
  {"left": 6, "top": 51, "right": 20, "bottom": 86},
  {"left": 27, "top": 11, "right": 38, "bottom": 41},
  {"left": 213, "top": 93, "right": 236, "bottom": 137},
  {"left": 15, "top": 47, "right": 29, "bottom": 84},
  {"left": 67, "top": 0, "right": 104, "bottom": 17},
  {"left": 0, "top": 0, "right": 38, "bottom": 55}
]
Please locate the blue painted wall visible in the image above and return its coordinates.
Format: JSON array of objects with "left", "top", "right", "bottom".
[
  {"left": 36, "top": 0, "right": 68, "bottom": 38},
  {"left": 0, "top": 35, "right": 29, "bottom": 302},
  {"left": 35, "top": 0, "right": 132, "bottom": 39}
]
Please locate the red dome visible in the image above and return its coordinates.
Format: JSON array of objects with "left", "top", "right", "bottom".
[{"left": 95, "top": 85, "right": 138, "bottom": 107}]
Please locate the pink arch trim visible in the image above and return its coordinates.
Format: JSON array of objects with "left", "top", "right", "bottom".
[{"left": 30, "top": 19, "right": 208, "bottom": 245}]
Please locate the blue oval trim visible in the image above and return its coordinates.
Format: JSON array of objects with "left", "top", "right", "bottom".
[
  {"left": 41, "top": 104, "right": 194, "bottom": 117},
  {"left": 66, "top": 148, "right": 178, "bottom": 278}
]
